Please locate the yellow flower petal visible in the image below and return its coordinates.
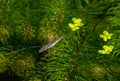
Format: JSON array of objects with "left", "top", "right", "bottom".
[
  {"left": 72, "top": 18, "right": 76, "bottom": 22},
  {"left": 103, "top": 37, "right": 107, "bottom": 42},
  {"left": 109, "top": 46, "right": 114, "bottom": 49},
  {"left": 107, "top": 35, "right": 111, "bottom": 39},
  {"left": 98, "top": 50, "right": 106, "bottom": 54},
  {"left": 68, "top": 23, "right": 74, "bottom": 28},
  {"left": 75, "top": 19, "right": 81, "bottom": 23},
  {"left": 108, "top": 46, "right": 114, "bottom": 52},
  {"left": 103, "top": 31, "right": 109, "bottom": 35},
  {"left": 73, "top": 18, "right": 81, "bottom": 24},
  {"left": 99, "top": 34, "right": 104, "bottom": 38},
  {"left": 103, "top": 45, "right": 108, "bottom": 50},
  {"left": 107, "top": 34, "right": 113, "bottom": 39}
]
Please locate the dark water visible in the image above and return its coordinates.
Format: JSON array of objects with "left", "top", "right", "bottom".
[{"left": 0, "top": 72, "right": 21, "bottom": 81}]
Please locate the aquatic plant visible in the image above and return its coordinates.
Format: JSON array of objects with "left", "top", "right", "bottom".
[
  {"left": 0, "top": 0, "right": 120, "bottom": 81},
  {"left": 98, "top": 45, "right": 114, "bottom": 54},
  {"left": 99, "top": 30, "right": 113, "bottom": 42},
  {"left": 68, "top": 18, "right": 83, "bottom": 31}
]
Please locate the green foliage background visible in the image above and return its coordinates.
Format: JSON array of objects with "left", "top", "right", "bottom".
[{"left": 0, "top": 0, "right": 120, "bottom": 81}]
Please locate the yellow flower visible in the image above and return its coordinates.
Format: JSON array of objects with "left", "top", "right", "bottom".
[
  {"left": 71, "top": 26, "right": 79, "bottom": 31},
  {"left": 72, "top": 18, "right": 81, "bottom": 24},
  {"left": 68, "top": 23, "right": 75, "bottom": 28},
  {"left": 99, "top": 30, "right": 113, "bottom": 42},
  {"left": 98, "top": 50, "right": 106, "bottom": 54},
  {"left": 98, "top": 45, "right": 114, "bottom": 54},
  {"left": 68, "top": 18, "right": 83, "bottom": 31}
]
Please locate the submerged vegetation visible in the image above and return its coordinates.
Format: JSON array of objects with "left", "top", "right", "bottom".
[{"left": 0, "top": 0, "right": 120, "bottom": 81}]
